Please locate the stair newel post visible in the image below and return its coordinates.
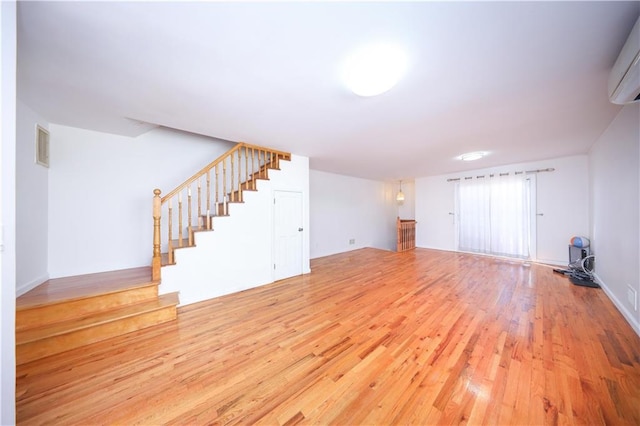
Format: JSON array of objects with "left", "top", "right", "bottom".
[{"left": 152, "top": 189, "right": 162, "bottom": 281}]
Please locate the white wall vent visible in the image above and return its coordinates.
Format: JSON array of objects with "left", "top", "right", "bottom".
[{"left": 35, "top": 125, "right": 49, "bottom": 168}]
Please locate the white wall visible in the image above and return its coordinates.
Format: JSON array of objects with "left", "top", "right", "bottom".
[
  {"left": 309, "top": 170, "right": 397, "bottom": 259},
  {"left": 590, "top": 103, "right": 639, "bottom": 334},
  {"left": 160, "top": 155, "right": 310, "bottom": 305},
  {"left": 48, "top": 125, "right": 235, "bottom": 277},
  {"left": 1, "top": 1, "right": 17, "bottom": 423},
  {"left": 415, "top": 155, "right": 590, "bottom": 265},
  {"left": 16, "top": 100, "right": 49, "bottom": 295},
  {"left": 397, "top": 180, "right": 415, "bottom": 220}
]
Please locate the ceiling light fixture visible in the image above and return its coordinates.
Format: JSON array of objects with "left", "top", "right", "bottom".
[
  {"left": 343, "top": 43, "right": 408, "bottom": 97},
  {"left": 458, "top": 151, "right": 488, "bottom": 161}
]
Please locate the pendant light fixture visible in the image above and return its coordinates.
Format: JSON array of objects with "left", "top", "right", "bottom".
[{"left": 396, "top": 180, "right": 405, "bottom": 202}]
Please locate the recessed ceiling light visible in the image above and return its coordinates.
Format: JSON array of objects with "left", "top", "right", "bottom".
[
  {"left": 458, "top": 151, "right": 488, "bottom": 161},
  {"left": 343, "top": 43, "right": 408, "bottom": 97}
]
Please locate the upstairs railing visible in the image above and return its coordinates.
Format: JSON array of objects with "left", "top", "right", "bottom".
[
  {"left": 397, "top": 217, "right": 417, "bottom": 252},
  {"left": 152, "top": 142, "right": 291, "bottom": 280}
]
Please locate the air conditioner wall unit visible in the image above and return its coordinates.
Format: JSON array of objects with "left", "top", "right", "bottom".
[{"left": 609, "top": 16, "right": 640, "bottom": 105}]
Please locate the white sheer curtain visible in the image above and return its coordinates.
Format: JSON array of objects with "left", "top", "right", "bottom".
[{"left": 457, "top": 174, "right": 532, "bottom": 259}]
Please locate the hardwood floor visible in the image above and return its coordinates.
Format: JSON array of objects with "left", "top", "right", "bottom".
[{"left": 16, "top": 248, "right": 640, "bottom": 425}]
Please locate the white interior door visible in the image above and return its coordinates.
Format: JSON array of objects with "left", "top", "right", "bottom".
[{"left": 273, "top": 191, "right": 303, "bottom": 281}]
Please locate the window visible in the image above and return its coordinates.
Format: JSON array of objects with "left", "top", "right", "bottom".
[{"left": 456, "top": 174, "right": 533, "bottom": 259}]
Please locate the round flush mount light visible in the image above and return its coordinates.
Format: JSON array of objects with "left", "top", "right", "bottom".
[
  {"left": 343, "top": 43, "right": 408, "bottom": 97},
  {"left": 458, "top": 151, "right": 488, "bottom": 161}
]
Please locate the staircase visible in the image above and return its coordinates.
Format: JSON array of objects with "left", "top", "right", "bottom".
[
  {"left": 16, "top": 267, "right": 178, "bottom": 365},
  {"left": 16, "top": 142, "right": 290, "bottom": 365},
  {"left": 152, "top": 142, "right": 291, "bottom": 279}
]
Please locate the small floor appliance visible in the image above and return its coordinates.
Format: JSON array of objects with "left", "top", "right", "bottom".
[{"left": 552, "top": 237, "right": 599, "bottom": 288}]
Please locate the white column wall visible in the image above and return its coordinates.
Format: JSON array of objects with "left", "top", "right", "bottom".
[
  {"left": 589, "top": 103, "right": 639, "bottom": 335},
  {"left": 16, "top": 100, "right": 49, "bottom": 295},
  {"left": 1, "top": 1, "right": 17, "bottom": 422}
]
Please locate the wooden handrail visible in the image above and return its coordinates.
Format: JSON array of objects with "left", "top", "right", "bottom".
[
  {"left": 161, "top": 142, "right": 290, "bottom": 203},
  {"left": 152, "top": 142, "right": 291, "bottom": 280}
]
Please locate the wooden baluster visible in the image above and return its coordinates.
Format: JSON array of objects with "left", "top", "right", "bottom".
[
  {"left": 405, "top": 225, "right": 408, "bottom": 250},
  {"left": 223, "top": 158, "right": 227, "bottom": 208},
  {"left": 238, "top": 148, "right": 243, "bottom": 202},
  {"left": 152, "top": 189, "right": 162, "bottom": 281},
  {"left": 215, "top": 164, "right": 219, "bottom": 215},
  {"left": 256, "top": 150, "right": 260, "bottom": 179},
  {"left": 168, "top": 200, "right": 173, "bottom": 264},
  {"left": 178, "top": 192, "right": 183, "bottom": 247},
  {"left": 402, "top": 224, "right": 405, "bottom": 251},
  {"left": 245, "top": 146, "right": 249, "bottom": 185},
  {"left": 406, "top": 225, "right": 409, "bottom": 250},
  {"left": 230, "top": 152, "right": 235, "bottom": 202},
  {"left": 197, "top": 180, "right": 202, "bottom": 228},
  {"left": 215, "top": 166, "right": 219, "bottom": 216},
  {"left": 187, "top": 187, "right": 193, "bottom": 245},
  {"left": 206, "top": 171, "right": 211, "bottom": 217},
  {"left": 251, "top": 148, "right": 255, "bottom": 189}
]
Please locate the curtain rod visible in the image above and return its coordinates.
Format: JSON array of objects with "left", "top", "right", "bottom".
[{"left": 446, "top": 167, "right": 555, "bottom": 182}]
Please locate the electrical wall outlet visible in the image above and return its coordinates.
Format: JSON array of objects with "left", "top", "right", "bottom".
[
  {"left": 349, "top": 238, "right": 355, "bottom": 245},
  {"left": 628, "top": 285, "right": 638, "bottom": 312}
]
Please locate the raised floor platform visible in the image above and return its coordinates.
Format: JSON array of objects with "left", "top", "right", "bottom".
[{"left": 16, "top": 267, "right": 179, "bottom": 365}]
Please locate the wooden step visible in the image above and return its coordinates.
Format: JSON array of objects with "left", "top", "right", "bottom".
[
  {"left": 16, "top": 292, "right": 179, "bottom": 365},
  {"left": 16, "top": 267, "right": 157, "bottom": 330},
  {"left": 240, "top": 180, "right": 258, "bottom": 191},
  {"left": 16, "top": 267, "right": 179, "bottom": 365}
]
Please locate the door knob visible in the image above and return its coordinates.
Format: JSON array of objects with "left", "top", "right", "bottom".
[{"left": 298, "top": 227, "right": 303, "bottom": 232}]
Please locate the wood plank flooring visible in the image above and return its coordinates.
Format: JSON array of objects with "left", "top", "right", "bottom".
[
  {"left": 16, "top": 248, "right": 640, "bottom": 425},
  {"left": 16, "top": 267, "right": 154, "bottom": 308}
]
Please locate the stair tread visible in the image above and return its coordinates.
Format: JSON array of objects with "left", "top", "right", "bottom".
[
  {"left": 16, "top": 292, "right": 179, "bottom": 345},
  {"left": 17, "top": 267, "right": 156, "bottom": 310},
  {"left": 190, "top": 226, "right": 215, "bottom": 233},
  {"left": 170, "top": 237, "right": 190, "bottom": 247}
]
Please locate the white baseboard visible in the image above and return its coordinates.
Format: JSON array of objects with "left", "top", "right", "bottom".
[
  {"left": 593, "top": 272, "right": 640, "bottom": 337},
  {"left": 534, "top": 258, "right": 567, "bottom": 267},
  {"left": 16, "top": 273, "right": 49, "bottom": 297}
]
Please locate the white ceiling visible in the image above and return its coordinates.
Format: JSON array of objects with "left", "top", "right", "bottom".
[{"left": 17, "top": 1, "right": 639, "bottom": 180}]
